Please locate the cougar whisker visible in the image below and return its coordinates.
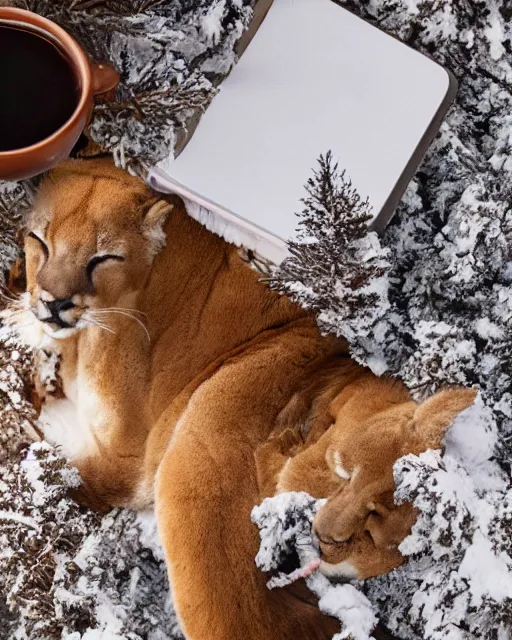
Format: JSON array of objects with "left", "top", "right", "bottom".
[
  {"left": 81, "top": 317, "right": 116, "bottom": 335},
  {"left": 98, "top": 306, "right": 147, "bottom": 318},
  {"left": 90, "top": 309, "right": 150, "bottom": 342}
]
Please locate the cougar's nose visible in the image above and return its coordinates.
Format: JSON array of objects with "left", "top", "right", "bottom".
[
  {"left": 40, "top": 297, "right": 76, "bottom": 328},
  {"left": 45, "top": 298, "right": 75, "bottom": 314}
]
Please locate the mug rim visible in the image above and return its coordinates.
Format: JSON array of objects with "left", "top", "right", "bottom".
[{"left": 0, "top": 7, "right": 92, "bottom": 158}]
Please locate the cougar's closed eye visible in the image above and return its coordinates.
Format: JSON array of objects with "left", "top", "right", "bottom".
[
  {"left": 27, "top": 231, "right": 49, "bottom": 258},
  {"left": 86, "top": 254, "right": 125, "bottom": 283}
]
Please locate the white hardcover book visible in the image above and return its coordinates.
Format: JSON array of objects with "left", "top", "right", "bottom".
[{"left": 148, "top": 0, "right": 456, "bottom": 264}]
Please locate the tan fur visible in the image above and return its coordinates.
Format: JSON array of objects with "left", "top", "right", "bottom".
[
  {"left": 13, "top": 158, "right": 346, "bottom": 639},
  {"left": 256, "top": 373, "right": 477, "bottom": 579}
]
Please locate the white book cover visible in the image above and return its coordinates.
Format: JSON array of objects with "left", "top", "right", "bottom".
[{"left": 148, "top": 0, "right": 456, "bottom": 264}]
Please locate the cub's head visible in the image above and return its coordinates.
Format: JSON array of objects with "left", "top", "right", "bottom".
[
  {"left": 312, "top": 386, "right": 477, "bottom": 580},
  {"left": 22, "top": 159, "right": 173, "bottom": 339}
]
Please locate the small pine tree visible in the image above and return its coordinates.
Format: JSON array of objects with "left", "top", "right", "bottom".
[{"left": 272, "top": 151, "right": 390, "bottom": 344}]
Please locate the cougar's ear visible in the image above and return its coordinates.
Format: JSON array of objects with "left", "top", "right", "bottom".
[
  {"left": 141, "top": 198, "right": 174, "bottom": 253},
  {"left": 142, "top": 198, "right": 174, "bottom": 229},
  {"left": 410, "top": 388, "right": 477, "bottom": 451}
]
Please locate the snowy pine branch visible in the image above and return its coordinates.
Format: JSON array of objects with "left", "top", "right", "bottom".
[{"left": 272, "top": 151, "right": 391, "bottom": 359}]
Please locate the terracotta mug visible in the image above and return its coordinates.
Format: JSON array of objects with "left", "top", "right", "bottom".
[{"left": 0, "top": 7, "right": 119, "bottom": 182}]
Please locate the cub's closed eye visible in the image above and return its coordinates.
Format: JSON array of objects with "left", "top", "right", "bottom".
[
  {"left": 367, "top": 502, "right": 391, "bottom": 518},
  {"left": 27, "top": 231, "right": 49, "bottom": 258},
  {"left": 86, "top": 254, "right": 125, "bottom": 281}
]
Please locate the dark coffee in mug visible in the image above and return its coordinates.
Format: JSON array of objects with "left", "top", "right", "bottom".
[{"left": 0, "top": 23, "right": 80, "bottom": 152}]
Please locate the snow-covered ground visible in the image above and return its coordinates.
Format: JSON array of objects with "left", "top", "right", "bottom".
[{"left": 1, "top": 0, "right": 512, "bottom": 638}]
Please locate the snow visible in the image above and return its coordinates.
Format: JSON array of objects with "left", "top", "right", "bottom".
[
  {"left": 200, "top": 0, "right": 227, "bottom": 46},
  {"left": 318, "top": 585, "right": 377, "bottom": 640},
  {"left": 459, "top": 531, "right": 512, "bottom": 605},
  {"left": 0, "top": 511, "right": 38, "bottom": 530},
  {"left": 484, "top": 12, "right": 506, "bottom": 61},
  {"left": 475, "top": 317, "right": 505, "bottom": 340},
  {"left": 444, "top": 394, "right": 502, "bottom": 492},
  {"left": 1, "top": 0, "right": 512, "bottom": 638}
]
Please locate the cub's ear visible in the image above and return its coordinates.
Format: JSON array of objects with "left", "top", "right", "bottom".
[
  {"left": 142, "top": 198, "right": 174, "bottom": 230},
  {"left": 410, "top": 387, "right": 477, "bottom": 451}
]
